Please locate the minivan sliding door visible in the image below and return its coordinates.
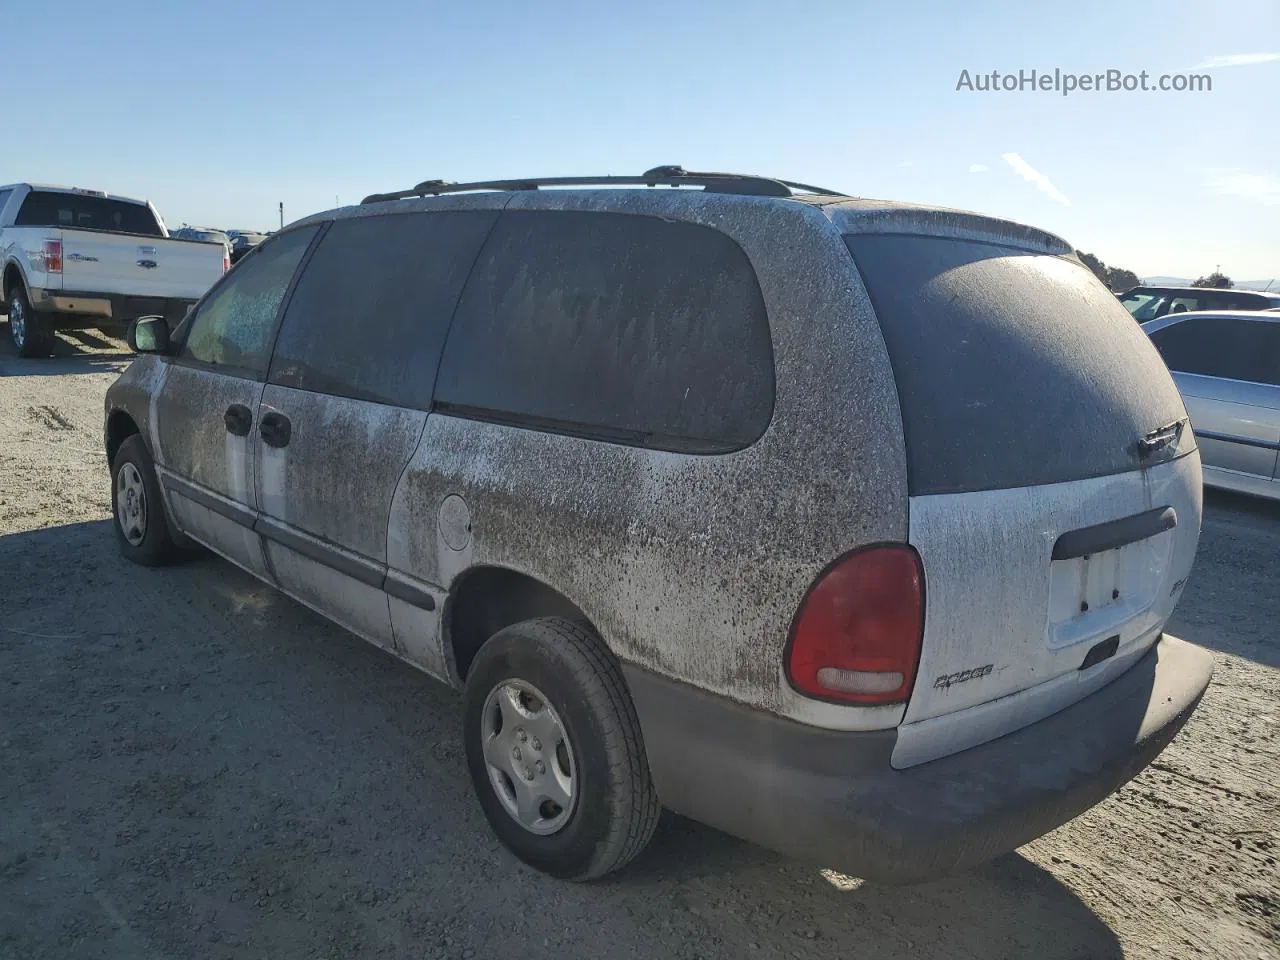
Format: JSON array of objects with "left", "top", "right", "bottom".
[{"left": 255, "top": 209, "right": 499, "bottom": 664}]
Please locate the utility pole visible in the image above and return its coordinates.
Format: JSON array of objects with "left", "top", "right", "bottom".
[{"left": 279, "top": 202, "right": 284, "bottom": 230}]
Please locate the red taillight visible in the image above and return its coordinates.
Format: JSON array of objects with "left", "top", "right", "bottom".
[
  {"left": 786, "top": 544, "right": 925, "bottom": 705},
  {"left": 222, "top": 252, "right": 231, "bottom": 272},
  {"left": 43, "top": 239, "right": 63, "bottom": 274}
]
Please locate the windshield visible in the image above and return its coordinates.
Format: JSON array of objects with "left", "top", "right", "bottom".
[
  {"left": 1119, "top": 290, "right": 1168, "bottom": 321},
  {"left": 15, "top": 191, "right": 163, "bottom": 237}
]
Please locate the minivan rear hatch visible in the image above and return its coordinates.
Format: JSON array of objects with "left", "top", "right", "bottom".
[{"left": 841, "top": 220, "right": 1201, "bottom": 766}]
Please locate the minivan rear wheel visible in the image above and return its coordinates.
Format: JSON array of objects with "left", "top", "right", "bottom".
[{"left": 462, "top": 617, "right": 661, "bottom": 880}]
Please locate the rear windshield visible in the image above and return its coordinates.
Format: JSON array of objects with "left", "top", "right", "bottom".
[
  {"left": 15, "top": 191, "right": 163, "bottom": 237},
  {"left": 845, "top": 234, "right": 1188, "bottom": 495}
]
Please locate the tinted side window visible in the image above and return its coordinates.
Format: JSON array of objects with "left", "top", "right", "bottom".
[
  {"left": 0, "top": 189, "right": 12, "bottom": 218},
  {"left": 181, "top": 226, "right": 318, "bottom": 377},
  {"left": 269, "top": 211, "right": 498, "bottom": 408},
  {"left": 1172, "top": 290, "right": 1266, "bottom": 312},
  {"left": 1149, "top": 318, "right": 1280, "bottom": 385},
  {"left": 1223, "top": 293, "right": 1266, "bottom": 310},
  {"left": 435, "top": 211, "right": 773, "bottom": 452}
]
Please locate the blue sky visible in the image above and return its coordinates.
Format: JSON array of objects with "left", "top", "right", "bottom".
[{"left": 6, "top": 0, "right": 1278, "bottom": 280}]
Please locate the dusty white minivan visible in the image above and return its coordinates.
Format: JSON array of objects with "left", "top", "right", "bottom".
[{"left": 104, "top": 167, "right": 1214, "bottom": 883}]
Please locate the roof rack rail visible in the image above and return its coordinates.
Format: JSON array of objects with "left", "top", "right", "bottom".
[{"left": 360, "top": 166, "right": 845, "bottom": 205}]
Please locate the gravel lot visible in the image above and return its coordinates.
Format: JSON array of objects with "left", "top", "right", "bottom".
[{"left": 1, "top": 331, "right": 1277, "bottom": 960}]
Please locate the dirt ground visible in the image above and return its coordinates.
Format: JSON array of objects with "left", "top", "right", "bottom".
[{"left": 1, "top": 331, "right": 1277, "bottom": 960}]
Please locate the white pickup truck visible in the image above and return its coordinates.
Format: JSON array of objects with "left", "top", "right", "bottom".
[{"left": 0, "top": 183, "right": 228, "bottom": 357}]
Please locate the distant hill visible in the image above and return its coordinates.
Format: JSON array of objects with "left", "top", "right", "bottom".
[{"left": 1142, "top": 276, "right": 1277, "bottom": 292}]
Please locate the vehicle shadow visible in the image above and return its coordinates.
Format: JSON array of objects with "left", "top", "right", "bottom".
[
  {"left": 0, "top": 322, "right": 132, "bottom": 376},
  {"left": 622, "top": 814, "right": 1123, "bottom": 958},
  {"left": 1, "top": 520, "right": 1130, "bottom": 960},
  {"left": 61, "top": 328, "right": 123, "bottom": 350},
  {"left": 1169, "top": 489, "right": 1280, "bottom": 667}
]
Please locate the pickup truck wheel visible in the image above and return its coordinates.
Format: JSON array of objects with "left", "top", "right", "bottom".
[
  {"left": 462, "top": 617, "right": 661, "bottom": 881},
  {"left": 111, "top": 435, "right": 182, "bottom": 566},
  {"left": 7, "top": 287, "right": 54, "bottom": 358}
]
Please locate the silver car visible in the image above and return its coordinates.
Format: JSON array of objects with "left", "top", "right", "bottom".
[{"left": 1143, "top": 310, "right": 1280, "bottom": 501}]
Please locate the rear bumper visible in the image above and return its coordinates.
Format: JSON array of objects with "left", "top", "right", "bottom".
[
  {"left": 30, "top": 288, "right": 197, "bottom": 326},
  {"left": 624, "top": 634, "right": 1214, "bottom": 884}
]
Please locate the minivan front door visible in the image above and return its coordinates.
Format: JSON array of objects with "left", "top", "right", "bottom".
[
  {"left": 152, "top": 225, "right": 319, "bottom": 578},
  {"left": 155, "top": 365, "right": 268, "bottom": 577}
]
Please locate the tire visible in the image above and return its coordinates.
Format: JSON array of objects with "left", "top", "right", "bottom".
[
  {"left": 462, "top": 617, "right": 661, "bottom": 881},
  {"left": 7, "top": 285, "right": 55, "bottom": 358},
  {"left": 110, "top": 434, "right": 182, "bottom": 566}
]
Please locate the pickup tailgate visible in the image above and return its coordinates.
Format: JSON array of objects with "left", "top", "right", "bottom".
[{"left": 60, "top": 230, "right": 225, "bottom": 300}]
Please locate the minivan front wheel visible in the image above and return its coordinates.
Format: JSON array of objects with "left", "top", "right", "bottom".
[
  {"left": 462, "top": 617, "right": 661, "bottom": 880},
  {"left": 111, "top": 435, "right": 181, "bottom": 566}
]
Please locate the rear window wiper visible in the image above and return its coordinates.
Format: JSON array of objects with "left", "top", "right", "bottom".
[{"left": 1133, "top": 418, "right": 1187, "bottom": 461}]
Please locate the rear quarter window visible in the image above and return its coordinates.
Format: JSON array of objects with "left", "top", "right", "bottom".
[
  {"left": 845, "top": 234, "right": 1188, "bottom": 495},
  {"left": 434, "top": 210, "right": 774, "bottom": 453}
]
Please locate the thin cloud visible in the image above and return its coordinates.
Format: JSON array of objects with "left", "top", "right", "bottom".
[
  {"left": 1001, "top": 153, "right": 1070, "bottom": 206},
  {"left": 897, "top": 160, "right": 915, "bottom": 168},
  {"left": 1192, "top": 52, "right": 1280, "bottom": 69},
  {"left": 1207, "top": 169, "right": 1280, "bottom": 206},
  {"left": 969, "top": 164, "right": 989, "bottom": 173}
]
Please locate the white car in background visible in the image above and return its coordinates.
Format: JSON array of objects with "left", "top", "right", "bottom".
[{"left": 0, "top": 183, "right": 228, "bottom": 357}]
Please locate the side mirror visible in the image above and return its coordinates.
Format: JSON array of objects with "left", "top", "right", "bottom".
[{"left": 128, "top": 316, "right": 171, "bottom": 354}]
